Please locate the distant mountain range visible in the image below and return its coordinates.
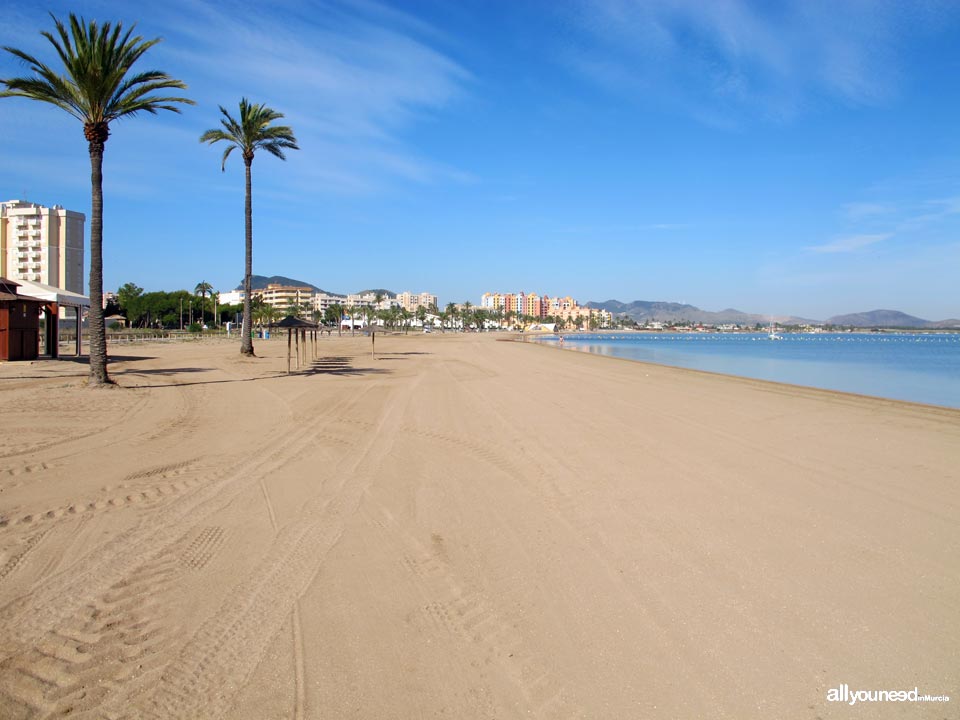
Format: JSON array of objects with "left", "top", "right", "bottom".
[
  {"left": 586, "top": 300, "right": 816, "bottom": 326},
  {"left": 587, "top": 300, "right": 960, "bottom": 329},
  {"left": 356, "top": 289, "right": 397, "bottom": 298},
  {"left": 825, "top": 310, "right": 960, "bottom": 329}
]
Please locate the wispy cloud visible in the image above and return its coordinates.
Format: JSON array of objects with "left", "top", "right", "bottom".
[
  {"left": 836, "top": 193, "right": 960, "bottom": 237},
  {"left": 0, "top": 0, "right": 474, "bottom": 197},
  {"left": 896, "top": 195, "right": 960, "bottom": 231},
  {"left": 808, "top": 233, "right": 891, "bottom": 254},
  {"left": 556, "top": 221, "right": 691, "bottom": 235},
  {"left": 560, "top": 0, "right": 954, "bottom": 125},
  {"left": 804, "top": 190, "right": 960, "bottom": 257},
  {"left": 842, "top": 202, "right": 891, "bottom": 220}
]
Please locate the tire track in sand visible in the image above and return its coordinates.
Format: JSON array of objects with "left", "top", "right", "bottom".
[
  {"left": 375, "top": 503, "right": 584, "bottom": 720},
  {"left": 125, "top": 373, "right": 421, "bottom": 720},
  {"left": 0, "top": 380, "right": 389, "bottom": 720}
]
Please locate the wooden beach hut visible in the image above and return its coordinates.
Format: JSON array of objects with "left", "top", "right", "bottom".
[
  {"left": 0, "top": 277, "right": 44, "bottom": 361},
  {"left": 13, "top": 278, "right": 89, "bottom": 358}
]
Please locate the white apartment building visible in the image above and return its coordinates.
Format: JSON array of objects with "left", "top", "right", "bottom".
[
  {"left": 311, "top": 292, "right": 346, "bottom": 314},
  {"left": 345, "top": 292, "right": 398, "bottom": 310},
  {"left": 0, "top": 199, "right": 85, "bottom": 294},
  {"left": 397, "top": 291, "right": 438, "bottom": 312},
  {"left": 256, "top": 284, "right": 314, "bottom": 316},
  {"left": 218, "top": 290, "right": 243, "bottom": 306}
]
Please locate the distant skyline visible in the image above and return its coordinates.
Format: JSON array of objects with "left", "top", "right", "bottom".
[{"left": 2, "top": 0, "right": 960, "bottom": 320}]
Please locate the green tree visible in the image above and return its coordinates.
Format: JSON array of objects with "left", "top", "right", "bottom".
[
  {"left": 1, "top": 13, "right": 193, "bottom": 384},
  {"left": 209, "top": 290, "right": 220, "bottom": 328},
  {"left": 474, "top": 308, "right": 487, "bottom": 331},
  {"left": 445, "top": 302, "right": 457, "bottom": 332},
  {"left": 200, "top": 98, "right": 298, "bottom": 356},
  {"left": 325, "top": 303, "right": 344, "bottom": 335},
  {"left": 253, "top": 302, "right": 276, "bottom": 331},
  {"left": 116, "top": 282, "right": 144, "bottom": 324}
]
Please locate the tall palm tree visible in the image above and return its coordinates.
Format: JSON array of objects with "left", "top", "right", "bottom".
[
  {"left": 445, "top": 302, "right": 457, "bottom": 332},
  {"left": 200, "top": 98, "right": 298, "bottom": 356},
  {"left": 194, "top": 280, "right": 212, "bottom": 327},
  {"left": 1, "top": 13, "right": 193, "bottom": 384},
  {"left": 210, "top": 290, "right": 220, "bottom": 328}
]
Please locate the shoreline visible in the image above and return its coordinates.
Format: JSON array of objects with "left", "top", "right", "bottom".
[{"left": 520, "top": 332, "right": 960, "bottom": 412}]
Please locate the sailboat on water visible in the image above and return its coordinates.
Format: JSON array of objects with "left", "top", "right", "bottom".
[{"left": 768, "top": 319, "right": 783, "bottom": 340}]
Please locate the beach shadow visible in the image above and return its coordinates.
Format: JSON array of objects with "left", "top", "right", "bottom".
[
  {"left": 0, "top": 354, "right": 158, "bottom": 380},
  {"left": 297, "top": 355, "right": 392, "bottom": 377},
  {"left": 114, "top": 366, "right": 212, "bottom": 377},
  {"left": 17, "top": 354, "right": 158, "bottom": 365},
  {"left": 56, "top": 355, "right": 393, "bottom": 387}
]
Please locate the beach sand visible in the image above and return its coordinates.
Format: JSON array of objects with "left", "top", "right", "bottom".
[{"left": 0, "top": 332, "right": 957, "bottom": 719}]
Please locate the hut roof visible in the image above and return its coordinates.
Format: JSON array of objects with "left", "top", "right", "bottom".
[
  {"left": 0, "top": 277, "right": 43, "bottom": 304},
  {"left": 269, "top": 316, "right": 318, "bottom": 328},
  {"left": 13, "top": 279, "right": 90, "bottom": 308},
  {"left": 0, "top": 277, "right": 23, "bottom": 295}
]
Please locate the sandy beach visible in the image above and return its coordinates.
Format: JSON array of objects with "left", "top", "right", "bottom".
[{"left": 0, "top": 332, "right": 957, "bottom": 719}]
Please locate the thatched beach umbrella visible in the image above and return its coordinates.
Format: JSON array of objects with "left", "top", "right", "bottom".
[{"left": 269, "top": 316, "right": 318, "bottom": 373}]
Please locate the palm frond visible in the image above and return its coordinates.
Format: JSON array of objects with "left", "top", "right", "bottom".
[
  {"left": 199, "top": 96, "right": 299, "bottom": 169},
  {"left": 1, "top": 12, "right": 193, "bottom": 130}
]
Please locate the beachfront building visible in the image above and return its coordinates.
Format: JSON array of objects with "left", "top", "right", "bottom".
[
  {"left": 345, "top": 292, "right": 398, "bottom": 311},
  {"left": 481, "top": 290, "right": 612, "bottom": 328},
  {"left": 311, "top": 292, "right": 346, "bottom": 315},
  {"left": 0, "top": 199, "right": 85, "bottom": 295},
  {"left": 480, "top": 292, "right": 504, "bottom": 310},
  {"left": 256, "top": 283, "right": 314, "bottom": 317},
  {"left": 397, "top": 291, "right": 437, "bottom": 312},
  {"left": 218, "top": 290, "right": 243, "bottom": 306},
  {"left": 524, "top": 293, "right": 546, "bottom": 318}
]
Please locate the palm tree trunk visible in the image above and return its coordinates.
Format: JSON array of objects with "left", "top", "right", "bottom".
[
  {"left": 241, "top": 158, "right": 254, "bottom": 355},
  {"left": 88, "top": 141, "right": 110, "bottom": 384}
]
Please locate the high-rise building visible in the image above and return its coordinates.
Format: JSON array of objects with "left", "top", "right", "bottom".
[
  {"left": 256, "top": 283, "right": 314, "bottom": 316},
  {"left": 397, "top": 291, "right": 438, "bottom": 311},
  {"left": 0, "top": 199, "right": 85, "bottom": 294},
  {"left": 311, "top": 292, "right": 346, "bottom": 314}
]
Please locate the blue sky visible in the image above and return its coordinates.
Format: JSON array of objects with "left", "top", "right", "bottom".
[{"left": 2, "top": 0, "right": 960, "bottom": 320}]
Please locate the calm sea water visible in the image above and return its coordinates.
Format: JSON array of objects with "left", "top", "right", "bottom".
[{"left": 531, "top": 332, "right": 960, "bottom": 409}]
